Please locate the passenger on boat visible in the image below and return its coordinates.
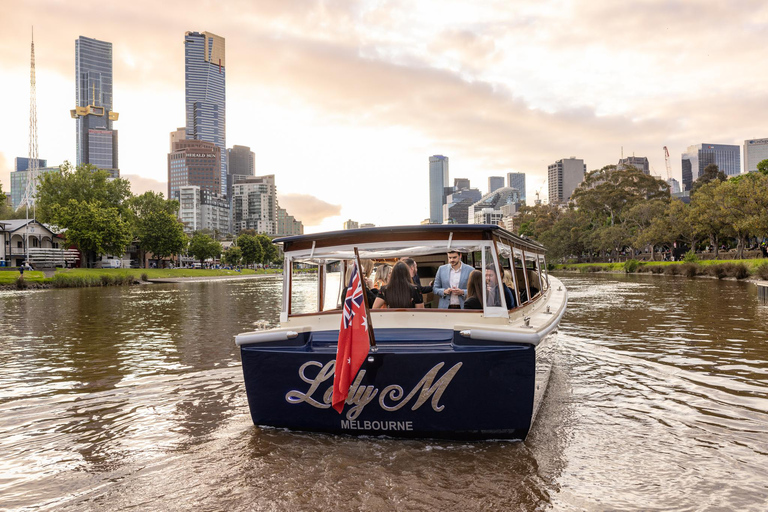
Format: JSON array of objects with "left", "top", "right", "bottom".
[
  {"left": 433, "top": 250, "right": 472, "bottom": 309},
  {"left": 485, "top": 266, "right": 502, "bottom": 307},
  {"left": 502, "top": 270, "right": 517, "bottom": 309},
  {"left": 341, "top": 259, "right": 378, "bottom": 306},
  {"left": 400, "top": 257, "right": 433, "bottom": 294},
  {"left": 373, "top": 264, "right": 392, "bottom": 290},
  {"left": 372, "top": 262, "right": 425, "bottom": 309},
  {"left": 463, "top": 270, "right": 484, "bottom": 310}
]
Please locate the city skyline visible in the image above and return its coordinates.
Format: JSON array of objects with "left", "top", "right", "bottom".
[{"left": 1, "top": 1, "right": 767, "bottom": 233}]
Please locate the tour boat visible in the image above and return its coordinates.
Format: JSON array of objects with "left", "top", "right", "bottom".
[{"left": 235, "top": 225, "right": 567, "bottom": 440}]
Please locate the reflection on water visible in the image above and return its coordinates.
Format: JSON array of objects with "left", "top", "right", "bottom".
[{"left": 0, "top": 274, "right": 767, "bottom": 510}]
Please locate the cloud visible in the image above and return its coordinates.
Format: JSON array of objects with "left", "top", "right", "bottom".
[
  {"left": 277, "top": 193, "right": 341, "bottom": 226},
  {"left": 0, "top": 152, "right": 10, "bottom": 195},
  {"left": 123, "top": 174, "right": 167, "bottom": 196}
]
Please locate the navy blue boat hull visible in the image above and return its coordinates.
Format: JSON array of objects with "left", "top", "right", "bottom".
[{"left": 240, "top": 329, "right": 548, "bottom": 440}]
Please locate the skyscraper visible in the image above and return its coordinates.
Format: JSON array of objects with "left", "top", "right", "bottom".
[
  {"left": 488, "top": 176, "right": 504, "bottom": 194},
  {"left": 744, "top": 138, "right": 768, "bottom": 173},
  {"left": 185, "top": 31, "right": 227, "bottom": 196},
  {"left": 617, "top": 156, "right": 650, "bottom": 174},
  {"left": 429, "top": 155, "right": 449, "bottom": 224},
  {"left": 548, "top": 158, "right": 585, "bottom": 204},
  {"left": 167, "top": 139, "right": 221, "bottom": 200},
  {"left": 507, "top": 172, "right": 526, "bottom": 203},
  {"left": 681, "top": 143, "right": 740, "bottom": 191},
  {"left": 227, "top": 145, "right": 255, "bottom": 199},
  {"left": 71, "top": 36, "right": 119, "bottom": 177}
]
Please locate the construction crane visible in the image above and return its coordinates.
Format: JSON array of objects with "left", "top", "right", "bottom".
[{"left": 663, "top": 146, "right": 672, "bottom": 181}]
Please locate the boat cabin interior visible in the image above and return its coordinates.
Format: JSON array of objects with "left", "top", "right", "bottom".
[{"left": 274, "top": 225, "right": 549, "bottom": 319}]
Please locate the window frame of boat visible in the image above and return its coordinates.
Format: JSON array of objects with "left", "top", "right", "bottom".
[
  {"left": 538, "top": 254, "right": 549, "bottom": 291},
  {"left": 512, "top": 247, "right": 532, "bottom": 305},
  {"left": 494, "top": 238, "right": 521, "bottom": 308},
  {"left": 283, "top": 238, "right": 513, "bottom": 318},
  {"left": 523, "top": 250, "right": 543, "bottom": 299}
]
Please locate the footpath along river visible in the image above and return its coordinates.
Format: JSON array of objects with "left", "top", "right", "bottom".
[{"left": 0, "top": 273, "right": 767, "bottom": 511}]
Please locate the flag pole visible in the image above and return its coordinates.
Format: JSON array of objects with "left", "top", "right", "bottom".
[{"left": 354, "top": 247, "right": 376, "bottom": 348}]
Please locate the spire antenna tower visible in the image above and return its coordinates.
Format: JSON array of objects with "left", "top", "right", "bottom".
[{"left": 22, "top": 26, "right": 39, "bottom": 212}]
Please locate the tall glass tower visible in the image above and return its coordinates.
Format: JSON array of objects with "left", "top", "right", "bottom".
[
  {"left": 429, "top": 155, "right": 449, "bottom": 224},
  {"left": 71, "top": 36, "right": 119, "bottom": 177},
  {"left": 185, "top": 31, "right": 226, "bottom": 196}
]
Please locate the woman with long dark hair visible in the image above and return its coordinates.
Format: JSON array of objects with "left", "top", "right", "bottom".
[
  {"left": 372, "top": 261, "right": 424, "bottom": 309},
  {"left": 463, "top": 270, "right": 484, "bottom": 310}
]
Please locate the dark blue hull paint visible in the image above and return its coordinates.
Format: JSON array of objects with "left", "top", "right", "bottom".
[{"left": 240, "top": 329, "right": 542, "bottom": 441}]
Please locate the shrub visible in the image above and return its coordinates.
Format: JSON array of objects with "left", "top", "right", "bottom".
[
  {"left": 15, "top": 276, "right": 28, "bottom": 289},
  {"left": 679, "top": 263, "right": 698, "bottom": 277},
  {"left": 729, "top": 263, "right": 749, "bottom": 280},
  {"left": 141, "top": 273, "right": 149, "bottom": 282},
  {"left": 754, "top": 262, "right": 768, "bottom": 280},
  {"left": 707, "top": 264, "right": 726, "bottom": 279},
  {"left": 682, "top": 250, "right": 699, "bottom": 263},
  {"left": 624, "top": 259, "right": 640, "bottom": 273}
]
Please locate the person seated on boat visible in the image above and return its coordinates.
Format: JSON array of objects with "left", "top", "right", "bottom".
[
  {"left": 433, "top": 250, "right": 472, "bottom": 309},
  {"left": 373, "top": 263, "right": 391, "bottom": 291},
  {"left": 502, "top": 269, "right": 517, "bottom": 309},
  {"left": 485, "top": 266, "right": 502, "bottom": 307},
  {"left": 341, "top": 259, "right": 377, "bottom": 306},
  {"left": 463, "top": 270, "right": 484, "bottom": 310},
  {"left": 372, "top": 262, "right": 425, "bottom": 309},
  {"left": 400, "top": 257, "right": 433, "bottom": 294}
]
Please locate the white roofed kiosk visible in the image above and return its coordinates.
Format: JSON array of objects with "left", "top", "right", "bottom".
[{"left": 236, "top": 224, "right": 568, "bottom": 440}]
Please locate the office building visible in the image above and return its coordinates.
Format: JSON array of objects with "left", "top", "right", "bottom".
[
  {"left": 185, "top": 31, "right": 227, "bottom": 196},
  {"left": 11, "top": 158, "right": 60, "bottom": 210},
  {"left": 343, "top": 219, "right": 359, "bottom": 230},
  {"left": 667, "top": 178, "right": 681, "bottom": 194},
  {"left": 469, "top": 187, "right": 521, "bottom": 225},
  {"left": 744, "top": 138, "right": 768, "bottom": 173},
  {"left": 70, "top": 36, "right": 119, "bottom": 177},
  {"left": 170, "top": 127, "right": 186, "bottom": 151},
  {"left": 167, "top": 139, "right": 221, "bottom": 200},
  {"left": 231, "top": 175, "right": 277, "bottom": 234},
  {"left": 443, "top": 178, "right": 482, "bottom": 224},
  {"left": 277, "top": 207, "right": 304, "bottom": 236},
  {"left": 226, "top": 145, "right": 255, "bottom": 198},
  {"left": 176, "top": 185, "right": 231, "bottom": 235},
  {"left": 429, "top": 155, "right": 449, "bottom": 224},
  {"left": 548, "top": 158, "right": 586, "bottom": 204},
  {"left": 681, "top": 143, "right": 740, "bottom": 191},
  {"left": 488, "top": 176, "right": 504, "bottom": 194},
  {"left": 617, "top": 156, "right": 650, "bottom": 175},
  {"left": 506, "top": 172, "right": 526, "bottom": 203}
]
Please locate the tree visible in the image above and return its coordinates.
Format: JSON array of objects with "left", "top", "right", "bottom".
[
  {"left": 237, "top": 233, "right": 263, "bottom": 265},
  {"left": 36, "top": 162, "right": 131, "bottom": 224},
  {"left": 690, "top": 164, "right": 727, "bottom": 196},
  {"left": 128, "top": 192, "right": 186, "bottom": 266},
  {"left": 715, "top": 173, "right": 768, "bottom": 259},
  {"left": 52, "top": 199, "right": 133, "bottom": 259},
  {"left": 221, "top": 246, "right": 242, "bottom": 266},
  {"left": 688, "top": 181, "right": 729, "bottom": 257},
  {"left": 757, "top": 159, "right": 768, "bottom": 176},
  {"left": 256, "top": 234, "right": 278, "bottom": 264},
  {"left": 188, "top": 231, "right": 222, "bottom": 264}
]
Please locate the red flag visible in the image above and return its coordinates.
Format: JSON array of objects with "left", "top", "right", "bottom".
[{"left": 332, "top": 263, "right": 370, "bottom": 413}]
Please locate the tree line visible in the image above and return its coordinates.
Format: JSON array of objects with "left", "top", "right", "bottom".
[
  {"left": 0, "top": 162, "right": 281, "bottom": 267},
  {"left": 515, "top": 160, "right": 768, "bottom": 262}
]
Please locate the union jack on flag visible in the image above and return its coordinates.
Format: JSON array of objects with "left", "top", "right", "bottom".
[{"left": 332, "top": 262, "right": 370, "bottom": 413}]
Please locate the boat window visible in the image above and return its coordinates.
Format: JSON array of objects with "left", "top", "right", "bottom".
[
  {"left": 497, "top": 240, "right": 520, "bottom": 308},
  {"left": 524, "top": 252, "right": 542, "bottom": 299},
  {"left": 290, "top": 261, "right": 319, "bottom": 315},
  {"left": 323, "top": 261, "right": 343, "bottom": 311},
  {"left": 538, "top": 254, "right": 549, "bottom": 290},
  {"left": 482, "top": 245, "right": 508, "bottom": 317},
  {"left": 513, "top": 248, "right": 532, "bottom": 305}
]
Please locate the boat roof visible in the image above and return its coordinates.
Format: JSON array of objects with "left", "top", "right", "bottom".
[{"left": 274, "top": 224, "right": 545, "bottom": 253}]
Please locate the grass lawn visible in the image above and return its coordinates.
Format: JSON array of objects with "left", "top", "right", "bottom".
[
  {"left": 556, "top": 259, "right": 768, "bottom": 271},
  {"left": 0, "top": 267, "right": 281, "bottom": 286}
]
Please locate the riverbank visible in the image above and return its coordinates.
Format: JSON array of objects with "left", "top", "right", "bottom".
[
  {"left": 555, "top": 258, "right": 768, "bottom": 281},
  {"left": 0, "top": 267, "right": 282, "bottom": 290}
]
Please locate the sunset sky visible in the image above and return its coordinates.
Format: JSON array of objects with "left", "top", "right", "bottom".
[{"left": 1, "top": 1, "right": 767, "bottom": 232}]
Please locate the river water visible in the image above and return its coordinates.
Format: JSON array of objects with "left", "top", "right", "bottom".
[{"left": 0, "top": 274, "right": 766, "bottom": 511}]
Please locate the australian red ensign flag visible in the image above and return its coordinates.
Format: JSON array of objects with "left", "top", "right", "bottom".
[{"left": 332, "top": 263, "right": 370, "bottom": 413}]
